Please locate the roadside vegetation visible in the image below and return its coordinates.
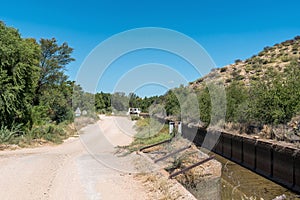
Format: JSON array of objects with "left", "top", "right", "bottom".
[
  {"left": 0, "top": 22, "right": 95, "bottom": 148},
  {"left": 119, "top": 118, "right": 171, "bottom": 153}
]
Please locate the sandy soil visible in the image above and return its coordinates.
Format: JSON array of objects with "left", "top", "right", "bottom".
[{"left": 0, "top": 116, "right": 151, "bottom": 200}]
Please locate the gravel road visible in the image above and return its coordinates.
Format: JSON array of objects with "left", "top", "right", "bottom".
[{"left": 0, "top": 116, "right": 151, "bottom": 200}]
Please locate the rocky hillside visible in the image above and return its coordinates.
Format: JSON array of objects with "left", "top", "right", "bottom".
[
  {"left": 190, "top": 36, "right": 300, "bottom": 89},
  {"left": 187, "top": 36, "right": 300, "bottom": 143}
]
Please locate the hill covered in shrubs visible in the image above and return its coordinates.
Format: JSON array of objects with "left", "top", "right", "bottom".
[{"left": 188, "top": 36, "right": 300, "bottom": 143}]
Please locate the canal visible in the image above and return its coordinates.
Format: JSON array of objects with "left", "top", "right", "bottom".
[{"left": 210, "top": 153, "right": 300, "bottom": 199}]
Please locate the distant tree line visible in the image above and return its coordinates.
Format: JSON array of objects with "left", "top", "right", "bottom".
[{"left": 94, "top": 92, "right": 162, "bottom": 114}]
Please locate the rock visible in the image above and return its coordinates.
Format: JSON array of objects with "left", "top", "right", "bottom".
[{"left": 272, "top": 194, "right": 286, "bottom": 200}]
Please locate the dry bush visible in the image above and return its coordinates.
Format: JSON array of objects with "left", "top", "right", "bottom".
[
  {"left": 135, "top": 173, "right": 181, "bottom": 200},
  {"left": 259, "top": 124, "right": 274, "bottom": 139}
]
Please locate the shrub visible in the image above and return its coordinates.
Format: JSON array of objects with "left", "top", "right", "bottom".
[
  {"left": 250, "top": 76, "right": 259, "bottom": 81},
  {"left": 28, "top": 124, "right": 66, "bottom": 144},
  {"left": 264, "top": 46, "right": 272, "bottom": 51},
  {"left": 234, "top": 75, "right": 244, "bottom": 81},
  {"left": 31, "top": 105, "right": 51, "bottom": 125},
  {"left": 220, "top": 67, "right": 227, "bottom": 73},
  {"left": 231, "top": 71, "right": 239, "bottom": 77},
  {"left": 247, "top": 61, "right": 300, "bottom": 124},
  {"left": 245, "top": 65, "right": 252, "bottom": 73},
  {"left": 280, "top": 56, "right": 290, "bottom": 62},
  {"left": 262, "top": 59, "right": 269, "bottom": 64},
  {"left": 0, "top": 124, "right": 23, "bottom": 143},
  {"left": 226, "top": 82, "right": 249, "bottom": 123},
  {"left": 235, "top": 59, "right": 242, "bottom": 64},
  {"left": 225, "top": 79, "right": 232, "bottom": 83},
  {"left": 131, "top": 115, "right": 140, "bottom": 121}
]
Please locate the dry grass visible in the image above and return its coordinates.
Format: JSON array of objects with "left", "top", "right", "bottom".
[{"left": 135, "top": 172, "right": 182, "bottom": 200}]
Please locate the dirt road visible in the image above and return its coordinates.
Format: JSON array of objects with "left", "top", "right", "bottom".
[{"left": 0, "top": 116, "right": 151, "bottom": 200}]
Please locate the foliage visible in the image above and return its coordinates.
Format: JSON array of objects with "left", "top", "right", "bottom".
[
  {"left": 248, "top": 61, "right": 300, "bottom": 124},
  {"left": 72, "top": 84, "right": 96, "bottom": 118},
  {"left": 27, "top": 123, "right": 66, "bottom": 144},
  {"left": 124, "top": 118, "right": 171, "bottom": 153},
  {"left": 226, "top": 81, "right": 249, "bottom": 123},
  {"left": 34, "top": 38, "right": 75, "bottom": 124},
  {"left": 197, "top": 87, "right": 211, "bottom": 124},
  {"left": 94, "top": 91, "right": 162, "bottom": 114},
  {"left": 95, "top": 92, "right": 111, "bottom": 113},
  {"left": 235, "top": 59, "right": 242, "bottom": 63},
  {"left": 36, "top": 38, "right": 74, "bottom": 98},
  {"left": 139, "top": 95, "right": 162, "bottom": 112},
  {"left": 31, "top": 105, "right": 51, "bottom": 125},
  {"left": 164, "top": 89, "right": 180, "bottom": 117},
  {"left": 0, "top": 21, "right": 40, "bottom": 128},
  {"left": 39, "top": 83, "right": 74, "bottom": 123},
  {"left": 0, "top": 123, "right": 23, "bottom": 143},
  {"left": 134, "top": 118, "right": 166, "bottom": 139},
  {"left": 130, "top": 115, "right": 140, "bottom": 121},
  {"left": 0, "top": 22, "right": 78, "bottom": 146}
]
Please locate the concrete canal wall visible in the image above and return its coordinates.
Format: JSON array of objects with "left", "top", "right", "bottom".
[{"left": 181, "top": 124, "right": 300, "bottom": 193}]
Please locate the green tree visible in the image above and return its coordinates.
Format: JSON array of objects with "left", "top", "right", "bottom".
[
  {"left": 139, "top": 96, "right": 160, "bottom": 113},
  {"left": 95, "top": 92, "right": 112, "bottom": 113},
  {"left": 197, "top": 87, "right": 211, "bottom": 124},
  {"left": 0, "top": 22, "right": 40, "bottom": 128},
  {"left": 226, "top": 81, "right": 249, "bottom": 123},
  {"left": 33, "top": 38, "right": 75, "bottom": 124},
  {"left": 35, "top": 38, "right": 75, "bottom": 105},
  {"left": 164, "top": 90, "right": 180, "bottom": 117},
  {"left": 248, "top": 61, "right": 300, "bottom": 124},
  {"left": 111, "top": 92, "right": 129, "bottom": 113}
]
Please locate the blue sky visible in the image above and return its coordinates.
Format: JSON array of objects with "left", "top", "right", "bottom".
[{"left": 1, "top": 0, "right": 300, "bottom": 96}]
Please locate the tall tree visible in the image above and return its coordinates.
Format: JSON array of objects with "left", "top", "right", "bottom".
[
  {"left": 33, "top": 38, "right": 75, "bottom": 123},
  {"left": 0, "top": 22, "right": 40, "bottom": 128},
  {"left": 35, "top": 38, "right": 75, "bottom": 104}
]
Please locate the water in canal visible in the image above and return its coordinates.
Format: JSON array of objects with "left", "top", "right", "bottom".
[{"left": 211, "top": 153, "right": 300, "bottom": 200}]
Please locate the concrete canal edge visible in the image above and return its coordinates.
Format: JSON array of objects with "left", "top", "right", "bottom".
[
  {"left": 137, "top": 150, "right": 198, "bottom": 200},
  {"left": 182, "top": 124, "right": 300, "bottom": 194},
  {"left": 136, "top": 134, "right": 223, "bottom": 199}
]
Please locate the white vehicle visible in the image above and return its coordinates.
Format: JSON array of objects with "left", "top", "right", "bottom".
[{"left": 128, "top": 108, "right": 141, "bottom": 115}]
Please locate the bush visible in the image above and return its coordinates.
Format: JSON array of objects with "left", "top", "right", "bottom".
[
  {"left": 234, "top": 75, "right": 245, "bottom": 81},
  {"left": 294, "top": 36, "right": 300, "bottom": 40},
  {"left": 247, "top": 61, "right": 300, "bottom": 124},
  {"left": 281, "top": 56, "right": 290, "bottom": 62},
  {"left": 0, "top": 124, "right": 23, "bottom": 143},
  {"left": 231, "top": 71, "right": 239, "bottom": 77},
  {"left": 220, "top": 67, "right": 227, "bottom": 73},
  {"left": 226, "top": 82, "right": 249, "bottom": 123},
  {"left": 197, "top": 87, "right": 211, "bottom": 124},
  {"left": 235, "top": 59, "right": 242, "bottom": 64},
  {"left": 28, "top": 124, "right": 66, "bottom": 144},
  {"left": 264, "top": 46, "right": 272, "bottom": 51},
  {"left": 225, "top": 79, "right": 232, "bottom": 83},
  {"left": 245, "top": 65, "right": 252, "bottom": 73},
  {"left": 31, "top": 105, "right": 51, "bottom": 125},
  {"left": 131, "top": 115, "right": 140, "bottom": 121}
]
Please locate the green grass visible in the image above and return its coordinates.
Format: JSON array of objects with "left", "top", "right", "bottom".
[{"left": 121, "top": 118, "right": 171, "bottom": 153}]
